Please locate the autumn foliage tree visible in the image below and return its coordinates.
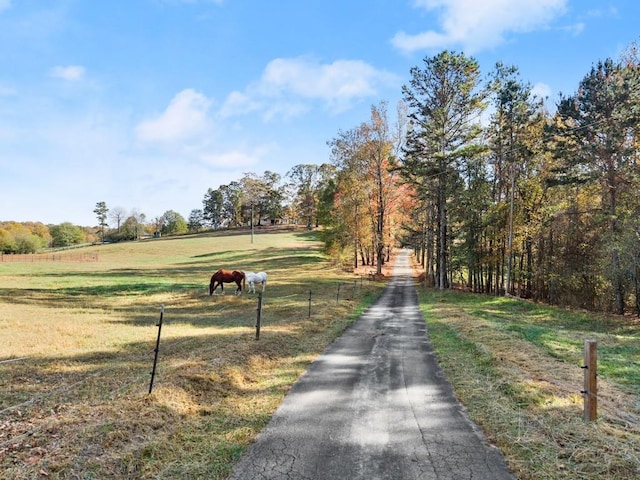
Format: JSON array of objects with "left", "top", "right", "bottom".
[
  {"left": 326, "top": 102, "right": 407, "bottom": 273},
  {"left": 0, "top": 221, "right": 50, "bottom": 253}
]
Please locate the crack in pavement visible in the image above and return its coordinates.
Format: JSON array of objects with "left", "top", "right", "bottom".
[{"left": 229, "top": 249, "right": 515, "bottom": 480}]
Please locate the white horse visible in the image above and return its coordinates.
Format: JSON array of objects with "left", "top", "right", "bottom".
[{"left": 245, "top": 271, "right": 268, "bottom": 293}]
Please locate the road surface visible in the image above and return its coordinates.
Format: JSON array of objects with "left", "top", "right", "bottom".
[{"left": 230, "top": 249, "right": 515, "bottom": 480}]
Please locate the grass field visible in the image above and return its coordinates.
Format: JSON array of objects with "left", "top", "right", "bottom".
[
  {"left": 419, "top": 289, "right": 640, "bottom": 480},
  {"left": 2, "top": 230, "right": 639, "bottom": 479},
  {"left": 0, "top": 228, "right": 384, "bottom": 479}
]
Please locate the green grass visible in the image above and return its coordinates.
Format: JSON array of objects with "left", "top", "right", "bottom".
[
  {"left": 423, "top": 290, "right": 640, "bottom": 396},
  {"left": 4, "top": 238, "right": 639, "bottom": 479},
  {"left": 418, "top": 288, "right": 640, "bottom": 480},
  {"left": 0, "top": 228, "right": 386, "bottom": 479}
]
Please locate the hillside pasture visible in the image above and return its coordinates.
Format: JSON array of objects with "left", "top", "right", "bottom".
[{"left": 0, "top": 229, "right": 384, "bottom": 479}]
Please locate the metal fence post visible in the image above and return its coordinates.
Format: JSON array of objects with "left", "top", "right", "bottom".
[
  {"left": 256, "top": 292, "right": 263, "bottom": 340},
  {"left": 149, "top": 305, "right": 164, "bottom": 394}
]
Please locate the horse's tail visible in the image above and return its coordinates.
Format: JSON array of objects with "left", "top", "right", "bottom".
[{"left": 242, "top": 272, "right": 246, "bottom": 292}]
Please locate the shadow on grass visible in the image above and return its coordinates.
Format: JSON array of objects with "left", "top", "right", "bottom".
[
  {"left": 0, "top": 243, "right": 342, "bottom": 313},
  {"left": 421, "top": 288, "right": 640, "bottom": 398},
  {"left": 0, "top": 324, "right": 334, "bottom": 480},
  {"left": 0, "top": 312, "right": 351, "bottom": 416},
  {"left": 430, "top": 289, "right": 623, "bottom": 333}
]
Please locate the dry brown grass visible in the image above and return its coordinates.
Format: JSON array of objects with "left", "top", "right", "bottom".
[
  {"left": 10, "top": 238, "right": 635, "bottom": 479},
  {"left": 0, "top": 229, "right": 387, "bottom": 479},
  {"left": 412, "top": 248, "right": 640, "bottom": 480}
]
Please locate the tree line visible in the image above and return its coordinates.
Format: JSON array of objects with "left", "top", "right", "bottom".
[
  {"left": 0, "top": 164, "right": 338, "bottom": 252},
  {"left": 325, "top": 46, "right": 640, "bottom": 316},
  {"left": 0, "top": 221, "right": 99, "bottom": 252}
]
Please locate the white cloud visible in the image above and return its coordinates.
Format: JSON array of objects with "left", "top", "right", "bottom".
[
  {"left": 262, "top": 58, "right": 374, "bottom": 97},
  {"left": 133, "top": 88, "right": 273, "bottom": 179},
  {"left": 262, "top": 101, "right": 309, "bottom": 122},
  {"left": 221, "top": 56, "right": 399, "bottom": 118},
  {"left": 586, "top": 6, "right": 618, "bottom": 18},
  {"left": 531, "top": 82, "right": 552, "bottom": 100},
  {"left": 200, "top": 147, "right": 265, "bottom": 169},
  {"left": 218, "top": 91, "right": 261, "bottom": 117},
  {"left": 392, "top": 0, "right": 568, "bottom": 53},
  {"left": 560, "top": 22, "right": 584, "bottom": 36},
  {"left": 135, "top": 88, "right": 213, "bottom": 144},
  {"left": 49, "top": 65, "right": 86, "bottom": 81}
]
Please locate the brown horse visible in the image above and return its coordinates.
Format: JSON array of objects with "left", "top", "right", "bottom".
[{"left": 209, "top": 269, "right": 246, "bottom": 295}]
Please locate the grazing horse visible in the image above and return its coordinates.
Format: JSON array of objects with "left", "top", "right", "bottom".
[
  {"left": 209, "top": 269, "right": 245, "bottom": 295},
  {"left": 245, "top": 271, "right": 268, "bottom": 294}
]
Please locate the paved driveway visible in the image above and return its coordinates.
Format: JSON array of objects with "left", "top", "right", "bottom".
[{"left": 230, "top": 249, "right": 515, "bottom": 480}]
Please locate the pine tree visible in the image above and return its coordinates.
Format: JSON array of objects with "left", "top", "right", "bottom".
[
  {"left": 93, "top": 201, "right": 109, "bottom": 243},
  {"left": 401, "top": 51, "right": 486, "bottom": 289},
  {"left": 552, "top": 58, "right": 640, "bottom": 313}
]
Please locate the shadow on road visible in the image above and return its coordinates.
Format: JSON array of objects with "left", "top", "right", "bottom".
[{"left": 230, "top": 249, "right": 515, "bottom": 480}]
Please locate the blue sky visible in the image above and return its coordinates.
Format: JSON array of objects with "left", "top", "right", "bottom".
[{"left": 1, "top": 0, "right": 637, "bottom": 227}]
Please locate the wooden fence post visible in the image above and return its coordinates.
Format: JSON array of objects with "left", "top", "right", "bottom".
[{"left": 582, "top": 339, "right": 597, "bottom": 421}]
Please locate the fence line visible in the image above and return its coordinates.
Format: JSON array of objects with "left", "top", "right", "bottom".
[{"left": 0, "top": 252, "right": 99, "bottom": 262}]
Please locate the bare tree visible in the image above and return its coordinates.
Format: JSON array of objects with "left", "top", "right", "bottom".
[{"left": 109, "top": 206, "right": 127, "bottom": 233}]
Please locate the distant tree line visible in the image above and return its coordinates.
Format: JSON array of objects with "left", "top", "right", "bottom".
[
  {"left": 191, "top": 168, "right": 335, "bottom": 232},
  {"left": 0, "top": 221, "right": 98, "bottom": 253},
  {"left": 92, "top": 202, "right": 188, "bottom": 242}
]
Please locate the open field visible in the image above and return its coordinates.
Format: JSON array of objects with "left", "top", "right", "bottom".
[
  {"left": 0, "top": 229, "right": 385, "bottom": 479},
  {"left": 3, "top": 230, "right": 640, "bottom": 479},
  {"left": 418, "top": 289, "right": 640, "bottom": 480}
]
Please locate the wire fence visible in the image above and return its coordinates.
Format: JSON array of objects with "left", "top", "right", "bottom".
[{"left": 0, "top": 252, "right": 99, "bottom": 262}]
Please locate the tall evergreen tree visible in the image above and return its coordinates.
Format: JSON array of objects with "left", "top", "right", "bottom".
[
  {"left": 487, "top": 62, "right": 544, "bottom": 295},
  {"left": 552, "top": 58, "right": 640, "bottom": 313},
  {"left": 93, "top": 201, "right": 109, "bottom": 243},
  {"left": 401, "top": 51, "right": 486, "bottom": 289}
]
